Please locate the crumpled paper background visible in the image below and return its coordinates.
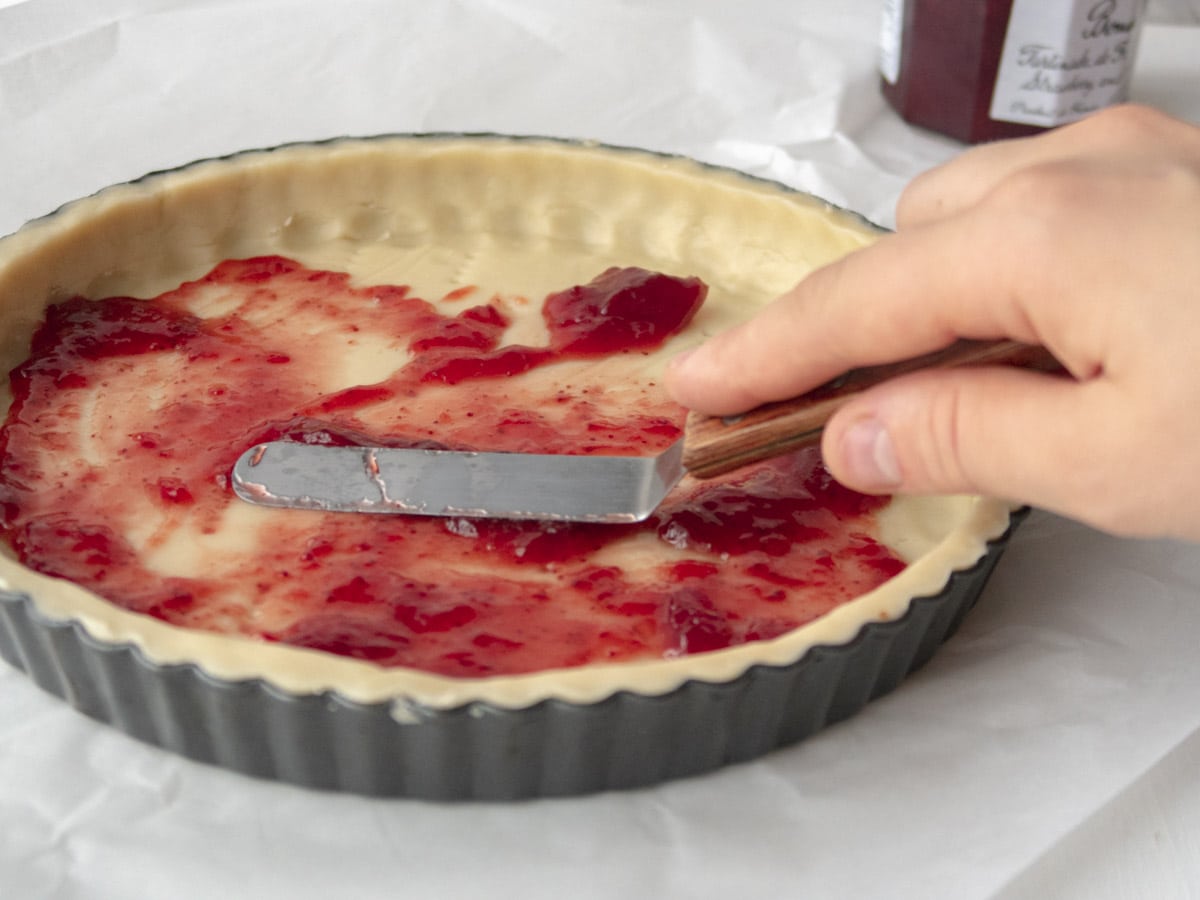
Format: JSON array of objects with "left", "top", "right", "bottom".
[{"left": 2, "top": 2, "right": 1199, "bottom": 897}]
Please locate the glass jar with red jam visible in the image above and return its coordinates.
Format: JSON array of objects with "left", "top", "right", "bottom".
[{"left": 879, "top": 0, "right": 1147, "bottom": 143}]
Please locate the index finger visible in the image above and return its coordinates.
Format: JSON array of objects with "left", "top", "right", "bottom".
[{"left": 665, "top": 207, "right": 1051, "bottom": 416}]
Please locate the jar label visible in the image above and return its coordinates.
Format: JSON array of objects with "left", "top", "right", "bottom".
[
  {"left": 990, "top": 0, "right": 1146, "bottom": 128},
  {"left": 879, "top": 0, "right": 906, "bottom": 85}
]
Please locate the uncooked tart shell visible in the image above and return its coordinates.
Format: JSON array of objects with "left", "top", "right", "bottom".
[{"left": 0, "top": 135, "right": 1011, "bottom": 714}]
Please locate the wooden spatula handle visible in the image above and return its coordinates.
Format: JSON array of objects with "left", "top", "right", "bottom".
[{"left": 681, "top": 338, "right": 1062, "bottom": 480}]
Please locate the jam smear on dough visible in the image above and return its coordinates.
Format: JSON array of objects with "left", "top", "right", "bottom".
[{"left": 0, "top": 256, "right": 903, "bottom": 677}]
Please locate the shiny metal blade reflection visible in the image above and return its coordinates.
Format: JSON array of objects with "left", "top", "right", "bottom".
[{"left": 231, "top": 440, "right": 685, "bottom": 523}]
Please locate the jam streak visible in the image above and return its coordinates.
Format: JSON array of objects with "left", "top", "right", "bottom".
[{"left": 0, "top": 256, "right": 902, "bottom": 676}]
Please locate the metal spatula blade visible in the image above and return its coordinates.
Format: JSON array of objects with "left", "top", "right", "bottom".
[
  {"left": 233, "top": 440, "right": 685, "bottom": 523},
  {"left": 231, "top": 339, "right": 1061, "bottom": 523}
]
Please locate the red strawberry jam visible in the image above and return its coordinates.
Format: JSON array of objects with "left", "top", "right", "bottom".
[
  {"left": 544, "top": 266, "right": 705, "bottom": 354},
  {"left": 0, "top": 257, "right": 903, "bottom": 676}
]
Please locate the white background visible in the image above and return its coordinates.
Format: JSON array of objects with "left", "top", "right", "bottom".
[{"left": 2, "top": 2, "right": 1200, "bottom": 898}]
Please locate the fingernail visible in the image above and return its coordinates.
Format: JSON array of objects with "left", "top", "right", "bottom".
[{"left": 840, "top": 417, "right": 902, "bottom": 490}]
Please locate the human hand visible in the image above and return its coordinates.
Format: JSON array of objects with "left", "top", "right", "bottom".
[{"left": 666, "top": 105, "right": 1200, "bottom": 540}]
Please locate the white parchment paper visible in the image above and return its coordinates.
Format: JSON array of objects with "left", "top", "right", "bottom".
[{"left": 2, "top": 2, "right": 1199, "bottom": 897}]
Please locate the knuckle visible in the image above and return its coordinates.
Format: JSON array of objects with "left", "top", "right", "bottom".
[
  {"left": 1075, "top": 103, "right": 1176, "bottom": 144},
  {"left": 985, "top": 162, "right": 1089, "bottom": 223},
  {"left": 923, "top": 382, "right": 975, "bottom": 490},
  {"left": 896, "top": 167, "right": 941, "bottom": 224},
  {"left": 889, "top": 380, "right": 977, "bottom": 494},
  {"left": 971, "top": 169, "right": 1087, "bottom": 297}
]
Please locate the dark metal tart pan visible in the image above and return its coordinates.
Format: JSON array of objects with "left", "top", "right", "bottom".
[
  {"left": 0, "top": 136, "right": 1022, "bottom": 800},
  {"left": 0, "top": 510, "right": 1021, "bottom": 800}
]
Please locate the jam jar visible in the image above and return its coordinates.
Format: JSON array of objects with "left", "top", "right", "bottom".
[{"left": 879, "top": 0, "right": 1147, "bottom": 143}]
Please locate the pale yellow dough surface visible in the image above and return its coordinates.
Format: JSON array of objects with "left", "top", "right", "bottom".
[{"left": 0, "top": 137, "right": 1011, "bottom": 711}]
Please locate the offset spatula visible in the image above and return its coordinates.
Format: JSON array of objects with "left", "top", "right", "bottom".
[{"left": 232, "top": 339, "right": 1059, "bottom": 523}]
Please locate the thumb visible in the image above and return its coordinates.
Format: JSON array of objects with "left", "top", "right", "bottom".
[{"left": 821, "top": 365, "right": 1091, "bottom": 507}]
